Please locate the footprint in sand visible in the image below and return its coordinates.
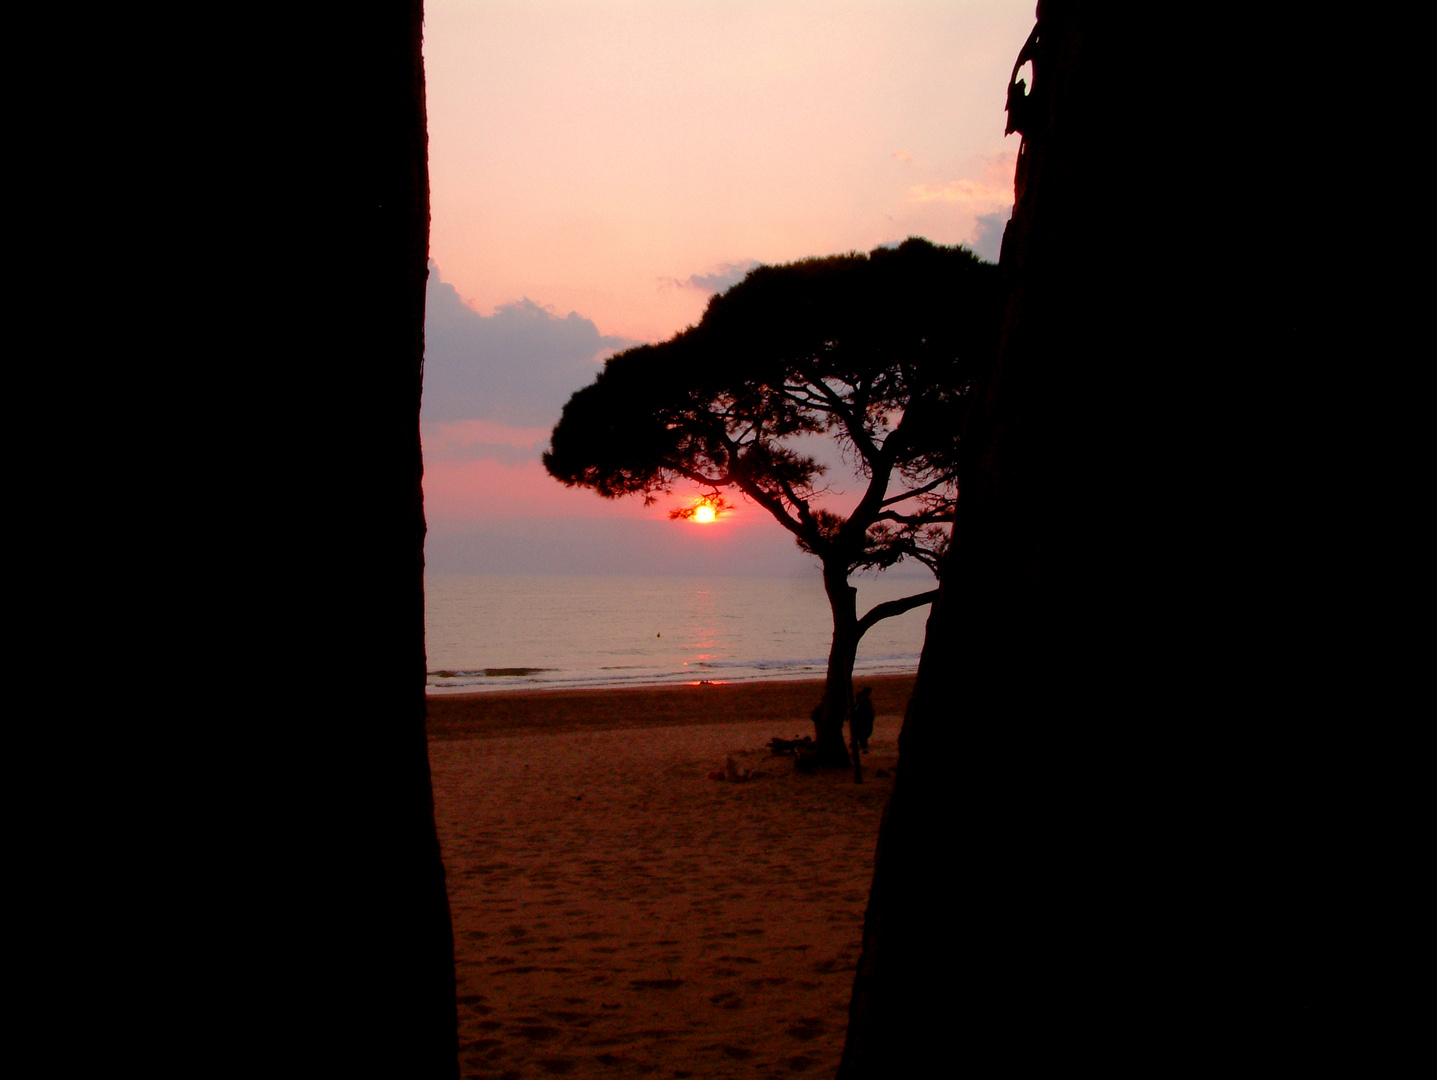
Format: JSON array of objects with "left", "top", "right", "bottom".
[
  {"left": 512, "top": 1024, "right": 562, "bottom": 1043},
  {"left": 629, "top": 977, "right": 684, "bottom": 990},
  {"left": 785, "top": 1016, "right": 827, "bottom": 1042}
]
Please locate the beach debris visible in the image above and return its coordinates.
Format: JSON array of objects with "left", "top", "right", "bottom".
[
  {"left": 767, "top": 735, "right": 814, "bottom": 756},
  {"left": 711, "top": 755, "right": 765, "bottom": 781}
]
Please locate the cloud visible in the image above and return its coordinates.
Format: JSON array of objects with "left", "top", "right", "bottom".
[
  {"left": 904, "top": 152, "right": 1017, "bottom": 214},
  {"left": 420, "top": 419, "right": 551, "bottom": 466},
  {"left": 969, "top": 211, "right": 1010, "bottom": 263},
  {"left": 906, "top": 178, "right": 1010, "bottom": 207},
  {"left": 663, "top": 260, "right": 761, "bottom": 295},
  {"left": 423, "top": 262, "right": 638, "bottom": 428}
]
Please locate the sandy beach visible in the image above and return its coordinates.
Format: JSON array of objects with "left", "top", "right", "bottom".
[{"left": 428, "top": 674, "right": 914, "bottom": 1079}]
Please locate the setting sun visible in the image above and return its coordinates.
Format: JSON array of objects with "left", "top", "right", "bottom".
[{"left": 693, "top": 504, "right": 716, "bottom": 524}]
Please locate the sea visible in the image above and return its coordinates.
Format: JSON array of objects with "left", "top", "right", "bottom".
[{"left": 425, "top": 572, "right": 933, "bottom": 694}]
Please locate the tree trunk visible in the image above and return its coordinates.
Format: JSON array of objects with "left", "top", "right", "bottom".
[
  {"left": 115, "top": 4, "right": 461, "bottom": 1074},
  {"left": 809, "top": 564, "right": 860, "bottom": 766},
  {"left": 837, "top": 5, "right": 1277, "bottom": 1071}
]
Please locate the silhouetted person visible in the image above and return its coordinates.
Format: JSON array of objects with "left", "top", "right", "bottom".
[{"left": 851, "top": 688, "right": 875, "bottom": 751}]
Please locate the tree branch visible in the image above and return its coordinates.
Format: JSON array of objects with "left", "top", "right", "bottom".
[
  {"left": 857, "top": 589, "right": 940, "bottom": 637},
  {"left": 879, "top": 474, "right": 956, "bottom": 506},
  {"left": 735, "top": 414, "right": 765, "bottom": 446},
  {"left": 775, "top": 475, "right": 814, "bottom": 525},
  {"left": 779, "top": 385, "right": 839, "bottom": 412},
  {"left": 674, "top": 464, "right": 730, "bottom": 487},
  {"left": 734, "top": 476, "right": 809, "bottom": 540},
  {"left": 872, "top": 509, "right": 946, "bottom": 527}
]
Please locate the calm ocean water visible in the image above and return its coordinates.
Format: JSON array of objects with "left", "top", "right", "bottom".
[{"left": 425, "top": 572, "right": 934, "bottom": 693}]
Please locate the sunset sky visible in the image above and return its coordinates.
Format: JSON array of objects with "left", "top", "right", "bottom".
[{"left": 421, "top": 1, "right": 1036, "bottom": 575}]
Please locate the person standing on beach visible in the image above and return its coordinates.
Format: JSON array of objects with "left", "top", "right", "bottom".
[{"left": 851, "top": 687, "right": 875, "bottom": 751}]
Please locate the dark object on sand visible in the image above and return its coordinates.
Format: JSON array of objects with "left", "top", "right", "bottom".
[
  {"left": 724, "top": 755, "right": 752, "bottom": 782},
  {"left": 768, "top": 736, "right": 814, "bottom": 756}
]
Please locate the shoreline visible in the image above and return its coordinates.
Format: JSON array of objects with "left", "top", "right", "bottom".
[{"left": 426, "top": 671, "right": 917, "bottom": 740}]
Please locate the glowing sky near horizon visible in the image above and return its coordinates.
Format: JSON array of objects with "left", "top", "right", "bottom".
[{"left": 421, "top": 1, "right": 1036, "bottom": 574}]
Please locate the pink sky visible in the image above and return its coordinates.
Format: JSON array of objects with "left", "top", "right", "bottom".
[{"left": 420, "top": 2, "right": 1035, "bottom": 574}]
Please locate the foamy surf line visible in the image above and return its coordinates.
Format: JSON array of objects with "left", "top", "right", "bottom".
[{"left": 426, "top": 654, "right": 920, "bottom": 694}]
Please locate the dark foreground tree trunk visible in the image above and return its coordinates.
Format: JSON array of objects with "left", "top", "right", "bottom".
[
  {"left": 837, "top": 4, "right": 1339, "bottom": 1072},
  {"left": 82, "top": 4, "right": 459, "bottom": 1075},
  {"left": 226, "top": 5, "right": 457, "bottom": 1072},
  {"left": 254, "top": 7, "right": 458, "bottom": 1072}
]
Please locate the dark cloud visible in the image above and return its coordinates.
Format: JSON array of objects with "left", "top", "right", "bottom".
[
  {"left": 970, "top": 210, "right": 1011, "bottom": 264},
  {"left": 667, "top": 260, "right": 761, "bottom": 294},
  {"left": 423, "top": 262, "right": 637, "bottom": 426}
]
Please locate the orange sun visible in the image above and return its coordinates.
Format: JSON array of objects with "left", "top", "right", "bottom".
[{"left": 671, "top": 495, "right": 729, "bottom": 524}]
